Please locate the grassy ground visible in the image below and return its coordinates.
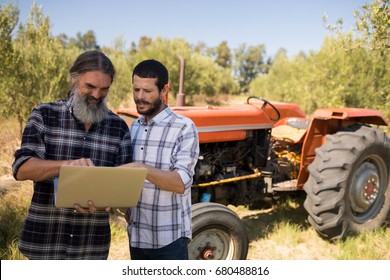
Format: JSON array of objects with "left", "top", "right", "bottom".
[{"left": 1, "top": 115, "right": 390, "bottom": 260}]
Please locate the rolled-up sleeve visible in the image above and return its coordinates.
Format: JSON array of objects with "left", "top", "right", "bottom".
[
  {"left": 173, "top": 121, "right": 199, "bottom": 189},
  {"left": 12, "top": 109, "right": 46, "bottom": 178}
]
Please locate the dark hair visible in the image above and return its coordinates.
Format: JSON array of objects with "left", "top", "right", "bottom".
[
  {"left": 132, "top": 59, "right": 168, "bottom": 91},
  {"left": 70, "top": 50, "right": 115, "bottom": 83}
]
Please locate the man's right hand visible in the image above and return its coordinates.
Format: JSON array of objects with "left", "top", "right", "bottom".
[
  {"left": 74, "top": 200, "right": 111, "bottom": 214},
  {"left": 64, "top": 158, "right": 95, "bottom": 167}
]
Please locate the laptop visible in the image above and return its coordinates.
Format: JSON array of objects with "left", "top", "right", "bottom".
[{"left": 55, "top": 165, "right": 147, "bottom": 208}]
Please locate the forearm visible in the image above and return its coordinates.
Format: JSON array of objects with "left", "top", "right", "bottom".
[
  {"left": 122, "top": 162, "right": 185, "bottom": 194},
  {"left": 16, "top": 157, "right": 94, "bottom": 182},
  {"left": 16, "top": 158, "right": 68, "bottom": 182},
  {"left": 147, "top": 167, "right": 184, "bottom": 194}
]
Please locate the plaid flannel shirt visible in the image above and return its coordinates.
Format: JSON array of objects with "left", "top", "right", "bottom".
[{"left": 12, "top": 97, "right": 132, "bottom": 259}]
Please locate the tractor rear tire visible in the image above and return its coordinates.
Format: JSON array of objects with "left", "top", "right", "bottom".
[
  {"left": 189, "top": 202, "right": 249, "bottom": 260},
  {"left": 304, "top": 124, "right": 390, "bottom": 240}
]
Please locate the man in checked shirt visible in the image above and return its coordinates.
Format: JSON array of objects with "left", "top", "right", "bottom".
[
  {"left": 123, "top": 59, "right": 200, "bottom": 260},
  {"left": 12, "top": 50, "right": 132, "bottom": 259}
]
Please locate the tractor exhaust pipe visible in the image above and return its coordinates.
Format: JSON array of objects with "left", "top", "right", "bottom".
[{"left": 176, "top": 55, "right": 185, "bottom": 106}]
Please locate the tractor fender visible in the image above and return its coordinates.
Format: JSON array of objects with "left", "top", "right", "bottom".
[
  {"left": 312, "top": 108, "right": 388, "bottom": 126},
  {"left": 296, "top": 108, "right": 388, "bottom": 189}
]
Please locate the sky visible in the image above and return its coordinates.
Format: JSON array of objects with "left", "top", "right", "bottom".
[{"left": 9, "top": 0, "right": 370, "bottom": 57}]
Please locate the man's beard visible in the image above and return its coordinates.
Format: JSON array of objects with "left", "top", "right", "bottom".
[
  {"left": 135, "top": 97, "right": 163, "bottom": 117},
  {"left": 71, "top": 89, "right": 108, "bottom": 124}
]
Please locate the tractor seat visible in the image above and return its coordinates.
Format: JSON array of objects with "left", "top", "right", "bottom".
[{"left": 271, "top": 118, "right": 309, "bottom": 143}]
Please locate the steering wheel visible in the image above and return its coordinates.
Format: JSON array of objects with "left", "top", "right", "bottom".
[{"left": 246, "top": 96, "right": 281, "bottom": 122}]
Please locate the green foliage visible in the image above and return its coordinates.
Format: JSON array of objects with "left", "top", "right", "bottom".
[
  {"left": 186, "top": 53, "right": 239, "bottom": 98},
  {"left": 355, "top": 0, "right": 389, "bottom": 50},
  {"left": 138, "top": 36, "right": 153, "bottom": 49},
  {"left": 249, "top": 0, "right": 389, "bottom": 123},
  {"left": 234, "top": 44, "right": 269, "bottom": 92},
  {"left": 355, "top": 0, "right": 389, "bottom": 122},
  {"left": 215, "top": 40, "right": 232, "bottom": 68},
  {"left": 0, "top": 3, "right": 19, "bottom": 119},
  {"left": 102, "top": 44, "right": 133, "bottom": 108},
  {"left": 0, "top": 2, "right": 18, "bottom": 61},
  {"left": 0, "top": 0, "right": 387, "bottom": 129},
  {"left": 126, "top": 37, "right": 193, "bottom": 103},
  {"left": 71, "top": 30, "right": 99, "bottom": 50},
  {"left": 125, "top": 37, "right": 239, "bottom": 104},
  {"left": 0, "top": 3, "right": 77, "bottom": 133}
]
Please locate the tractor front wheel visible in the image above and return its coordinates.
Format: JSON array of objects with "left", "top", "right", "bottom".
[{"left": 189, "top": 202, "right": 249, "bottom": 260}]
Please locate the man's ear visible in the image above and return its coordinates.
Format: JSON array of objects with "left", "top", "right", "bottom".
[
  {"left": 161, "top": 83, "right": 170, "bottom": 104},
  {"left": 164, "top": 82, "right": 170, "bottom": 93},
  {"left": 71, "top": 76, "right": 77, "bottom": 86}
]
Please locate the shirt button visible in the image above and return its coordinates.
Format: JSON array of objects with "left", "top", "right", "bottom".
[
  {"left": 141, "top": 147, "right": 144, "bottom": 150},
  {"left": 145, "top": 129, "right": 147, "bottom": 132},
  {"left": 70, "top": 234, "right": 73, "bottom": 238}
]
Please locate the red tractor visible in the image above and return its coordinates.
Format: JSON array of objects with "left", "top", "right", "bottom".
[
  {"left": 118, "top": 97, "right": 389, "bottom": 260},
  {"left": 117, "top": 61, "right": 390, "bottom": 260}
]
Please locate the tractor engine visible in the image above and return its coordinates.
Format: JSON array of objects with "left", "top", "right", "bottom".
[
  {"left": 266, "top": 138, "right": 302, "bottom": 190},
  {"left": 191, "top": 129, "right": 272, "bottom": 205},
  {"left": 191, "top": 130, "right": 303, "bottom": 206}
]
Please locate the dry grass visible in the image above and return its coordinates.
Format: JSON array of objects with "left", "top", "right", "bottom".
[
  {"left": 231, "top": 200, "right": 340, "bottom": 260},
  {"left": 0, "top": 119, "right": 21, "bottom": 177},
  {"left": 108, "top": 215, "right": 130, "bottom": 260}
]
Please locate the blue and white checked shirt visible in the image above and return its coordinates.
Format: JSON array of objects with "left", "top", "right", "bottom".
[{"left": 128, "top": 106, "right": 199, "bottom": 249}]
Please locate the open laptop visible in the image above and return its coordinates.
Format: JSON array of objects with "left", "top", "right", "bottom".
[{"left": 55, "top": 166, "right": 147, "bottom": 208}]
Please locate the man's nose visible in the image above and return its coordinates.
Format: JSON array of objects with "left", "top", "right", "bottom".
[
  {"left": 137, "top": 89, "right": 147, "bottom": 98},
  {"left": 91, "top": 89, "right": 105, "bottom": 99},
  {"left": 88, "top": 91, "right": 104, "bottom": 104}
]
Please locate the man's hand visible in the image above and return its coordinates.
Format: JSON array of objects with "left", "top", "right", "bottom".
[
  {"left": 74, "top": 200, "right": 111, "bottom": 214},
  {"left": 64, "top": 158, "right": 95, "bottom": 166}
]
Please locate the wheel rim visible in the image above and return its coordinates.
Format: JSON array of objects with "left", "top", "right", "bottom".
[
  {"left": 189, "top": 228, "right": 235, "bottom": 260},
  {"left": 349, "top": 156, "right": 387, "bottom": 221}
]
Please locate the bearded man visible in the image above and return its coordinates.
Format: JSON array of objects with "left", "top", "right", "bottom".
[{"left": 12, "top": 50, "right": 132, "bottom": 260}]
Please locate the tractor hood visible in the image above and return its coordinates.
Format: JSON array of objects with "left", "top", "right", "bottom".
[{"left": 117, "top": 101, "right": 306, "bottom": 143}]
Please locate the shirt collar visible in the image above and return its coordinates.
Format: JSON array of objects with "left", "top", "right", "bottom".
[
  {"left": 65, "top": 95, "right": 73, "bottom": 113},
  {"left": 138, "top": 105, "right": 171, "bottom": 126}
]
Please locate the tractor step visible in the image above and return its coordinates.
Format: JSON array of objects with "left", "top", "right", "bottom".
[{"left": 272, "top": 179, "right": 298, "bottom": 191}]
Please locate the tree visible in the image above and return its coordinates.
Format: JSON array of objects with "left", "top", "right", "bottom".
[
  {"left": 126, "top": 37, "right": 239, "bottom": 104},
  {"left": 56, "top": 32, "right": 69, "bottom": 47},
  {"left": 249, "top": 0, "right": 389, "bottom": 123},
  {"left": 127, "top": 37, "right": 193, "bottom": 104},
  {"left": 355, "top": 0, "right": 389, "bottom": 50},
  {"left": 193, "top": 41, "right": 207, "bottom": 54},
  {"left": 234, "top": 44, "right": 269, "bottom": 93},
  {"left": 138, "top": 36, "right": 152, "bottom": 49},
  {"left": 0, "top": 3, "right": 20, "bottom": 119},
  {"left": 324, "top": 0, "right": 389, "bottom": 120},
  {"left": 128, "top": 41, "right": 137, "bottom": 55},
  {"left": 215, "top": 41, "right": 232, "bottom": 68},
  {"left": 101, "top": 37, "right": 133, "bottom": 109},
  {"left": 355, "top": 0, "right": 389, "bottom": 121},
  {"left": 8, "top": 3, "right": 75, "bottom": 132},
  {"left": 68, "top": 30, "right": 99, "bottom": 50}
]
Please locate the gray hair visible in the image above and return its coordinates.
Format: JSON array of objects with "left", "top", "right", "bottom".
[{"left": 69, "top": 50, "right": 115, "bottom": 83}]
